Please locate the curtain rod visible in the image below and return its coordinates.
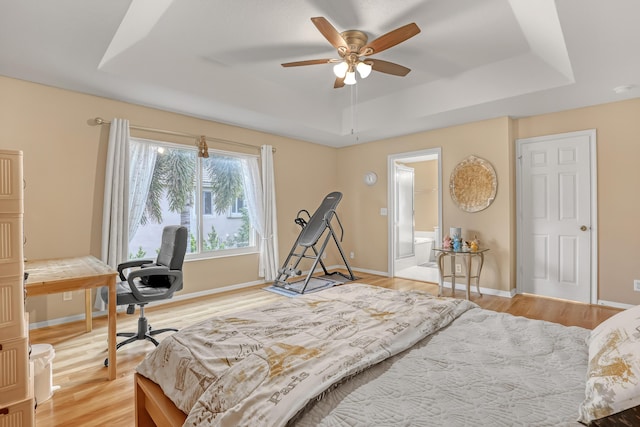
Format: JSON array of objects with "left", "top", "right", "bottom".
[{"left": 92, "top": 117, "right": 275, "bottom": 153}]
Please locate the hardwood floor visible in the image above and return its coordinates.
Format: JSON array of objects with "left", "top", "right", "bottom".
[{"left": 29, "top": 273, "right": 622, "bottom": 426}]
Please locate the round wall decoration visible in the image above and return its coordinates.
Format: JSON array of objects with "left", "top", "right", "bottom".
[{"left": 449, "top": 155, "right": 497, "bottom": 212}]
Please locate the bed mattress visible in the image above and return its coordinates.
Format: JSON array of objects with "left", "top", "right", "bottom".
[{"left": 293, "top": 307, "right": 590, "bottom": 426}]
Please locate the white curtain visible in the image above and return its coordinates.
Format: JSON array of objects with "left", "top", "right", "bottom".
[
  {"left": 241, "top": 156, "right": 263, "bottom": 245},
  {"left": 260, "top": 145, "right": 279, "bottom": 280},
  {"left": 242, "top": 145, "right": 278, "bottom": 280},
  {"left": 96, "top": 118, "right": 130, "bottom": 309},
  {"left": 101, "top": 118, "right": 130, "bottom": 267},
  {"left": 128, "top": 139, "right": 157, "bottom": 240}
]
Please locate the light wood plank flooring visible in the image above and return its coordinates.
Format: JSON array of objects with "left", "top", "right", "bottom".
[{"left": 29, "top": 273, "right": 622, "bottom": 427}]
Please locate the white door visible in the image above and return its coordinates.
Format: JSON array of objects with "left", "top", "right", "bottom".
[
  {"left": 516, "top": 130, "right": 596, "bottom": 303},
  {"left": 395, "top": 165, "right": 415, "bottom": 259}
]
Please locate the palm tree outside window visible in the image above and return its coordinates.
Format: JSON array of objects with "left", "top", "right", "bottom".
[{"left": 128, "top": 137, "right": 257, "bottom": 259}]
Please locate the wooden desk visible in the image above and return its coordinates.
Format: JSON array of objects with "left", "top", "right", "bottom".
[
  {"left": 433, "top": 248, "right": 489, "bottom": 300},
  {"left": 24, "top": 255, "right": 118, "bottom": 380}
]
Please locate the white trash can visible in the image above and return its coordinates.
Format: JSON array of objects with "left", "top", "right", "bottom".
[{"left": 30, "top": 343, "right": 58, "bottom": 403}]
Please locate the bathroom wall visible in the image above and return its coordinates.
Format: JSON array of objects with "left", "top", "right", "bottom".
[{"left": 413, "top": 160, "right": 438, "bottom": 234}]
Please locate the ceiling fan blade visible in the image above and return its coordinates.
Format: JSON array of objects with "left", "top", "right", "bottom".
[
  {"left": 311, "top": 17, "right": 349, "bottom": 52},
  {"left": 334, "top": 76, "right": 345, "bottom": 88},
  {"left": 281, "top": 58, "right": 338, "bottom": 67},
  {"left": 368, "top": 59, "right": 411, "bottom": 76},
  {"left": 361, "top": 23, "right": 420, "bottom": 56}
]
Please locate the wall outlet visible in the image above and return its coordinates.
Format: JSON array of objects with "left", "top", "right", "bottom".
[
  {"left": 350, "top": 251, "right": 355, "bottom": 259},
  {"left": 63, "top": 291, "right": 72, "bottom": 301},
  {"left": 455, "top": 264, "right": 462, "bottom": 274},
  {"left": 634, "top": 280, "right": 640, "bottom": 292}
]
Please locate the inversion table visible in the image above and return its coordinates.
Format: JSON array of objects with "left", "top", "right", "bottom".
[{"left": 273, "top": 192, "right": 356, "bottom": 294}]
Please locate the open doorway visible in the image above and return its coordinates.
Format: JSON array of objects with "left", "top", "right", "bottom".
[{"left": 388, "top": 148, "right": 442, "bottom": 283}]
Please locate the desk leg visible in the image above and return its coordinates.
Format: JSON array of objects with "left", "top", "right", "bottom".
[
  {"left": 107, "top": 278, "right": 117, "bottom": 380},
  {"left": 84, "top": 289, "right": 92, "bottom": 332}
]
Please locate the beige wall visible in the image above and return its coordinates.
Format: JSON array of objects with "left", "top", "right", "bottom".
[
  {"left": 413, "top": 160, "right": 438, "bottom": 233},
  {"left": 2, "top": 74, "right": 638, "bottom": 323}
]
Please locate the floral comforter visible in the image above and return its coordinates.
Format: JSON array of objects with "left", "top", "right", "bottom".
[{"left": 136, "top": 283, "right": 475, "bottom": 426}]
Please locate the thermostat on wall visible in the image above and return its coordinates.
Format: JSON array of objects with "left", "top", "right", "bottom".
[{"left": 364, "top": 171, "right": 377, "bottom": 186}]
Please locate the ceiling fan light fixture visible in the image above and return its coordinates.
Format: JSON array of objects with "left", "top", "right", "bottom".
[
  {"left": 344, "top": 71, "right": 357, "bottom": 85},
  {"left": 333, "top": 61, "right": 348, "bottom": 78},
  {"left": 356, "top": 61, "right": 372, "bottom": 79}
]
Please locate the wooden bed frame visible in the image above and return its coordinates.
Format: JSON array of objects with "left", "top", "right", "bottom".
[{"left": 135, "top": 373, "right": 186, "bottom": 427}]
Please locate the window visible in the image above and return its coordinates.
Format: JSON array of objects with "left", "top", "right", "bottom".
[
  {"left": 128, "top": 138, "right": 257, "bottom": 260},
  {"left": 228, "top": 197, "right": 244, "bottom": 218},
  {"left": 203, "top": 191, "right": 213, "bottom": 215}
]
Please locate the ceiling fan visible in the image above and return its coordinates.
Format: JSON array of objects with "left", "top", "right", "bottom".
[{"left": 282, "top": 17, "right": 421, "bottom": 88}]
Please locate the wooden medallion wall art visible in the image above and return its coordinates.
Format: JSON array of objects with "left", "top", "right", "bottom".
[{"left": 449, "top": 155, "right": 497, "bottom": 212}]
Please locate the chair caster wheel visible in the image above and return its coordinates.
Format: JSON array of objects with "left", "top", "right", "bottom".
[{"left": 104, "top": 358, "right": 109, "bottom": 367}]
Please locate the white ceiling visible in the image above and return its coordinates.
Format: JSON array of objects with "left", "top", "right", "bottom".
[{"left": 1, "top": 0, "right": 638, "bottom": 148}]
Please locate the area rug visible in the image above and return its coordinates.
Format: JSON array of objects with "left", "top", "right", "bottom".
[{"left": 263, "top": 276, "right": 341, "bottom": 297}]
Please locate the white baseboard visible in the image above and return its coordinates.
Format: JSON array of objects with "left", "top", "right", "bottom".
[
  {"left": 597, "top": 299, "right": 634, "bottom": 310},
  {"left": 170, "top": 279, "right": 265, "bottom": 303},
  {"left": 350, "top": 266, "right": 389, "bottom": 277}
]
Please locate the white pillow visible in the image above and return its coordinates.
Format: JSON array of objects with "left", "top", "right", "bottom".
[{"left": 578, "top": 305, "right": 640, "bottom": 423}]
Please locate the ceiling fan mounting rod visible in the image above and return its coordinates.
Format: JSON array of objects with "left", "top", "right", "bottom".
[
  {"left": 345, "top": 52, "right": 361, "bottom": 65},
  {"left": 340, "top": 30, "right": 368, "bottom": 54}
]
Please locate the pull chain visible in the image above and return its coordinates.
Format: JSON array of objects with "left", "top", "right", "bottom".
[{"left": 350, "top": 82, "right": 359, "bottom": 143}]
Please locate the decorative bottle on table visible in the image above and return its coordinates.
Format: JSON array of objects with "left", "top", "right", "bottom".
[{"left": 449, "top": 227, "right": 462, "bottom": 251}]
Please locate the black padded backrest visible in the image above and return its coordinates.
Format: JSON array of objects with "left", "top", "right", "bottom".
[
  {"left": 298, "top": 192, "right": 342, "bottom": 247},
  {"left": 156, "top": 225, "right": 188, "bottom": 270}
]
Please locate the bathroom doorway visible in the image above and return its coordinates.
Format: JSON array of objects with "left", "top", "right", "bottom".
[{"left": 388, "top": 148, "right": 442, "bottom": 283}]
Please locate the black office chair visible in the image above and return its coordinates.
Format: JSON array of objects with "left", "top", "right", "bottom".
[{"left": 102, "top": 225, "right": 188, "bottom": 366}]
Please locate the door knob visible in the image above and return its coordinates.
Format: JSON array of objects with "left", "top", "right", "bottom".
[{"left": 580, "top": 225, "right": 588, "bottom": 231}]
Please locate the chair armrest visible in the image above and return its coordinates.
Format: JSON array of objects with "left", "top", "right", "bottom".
[
  {"left": 126, "top": 267, "right": 183, "bottom": 301},
  {"left": 117, "top": 259, "right": 155, "bottom": 280}
]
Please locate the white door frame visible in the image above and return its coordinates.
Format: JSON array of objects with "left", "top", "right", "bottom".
[
  {"left": 388, "top": 148, "right": 443, "bottom": 277},
  {"left": 515, "top": 129, "right": 598, "bottom": 303}
]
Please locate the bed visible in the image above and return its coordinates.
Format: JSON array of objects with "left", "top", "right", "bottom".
[{"left": 134, "top": 283, "right": 640, "bottom": 426}]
